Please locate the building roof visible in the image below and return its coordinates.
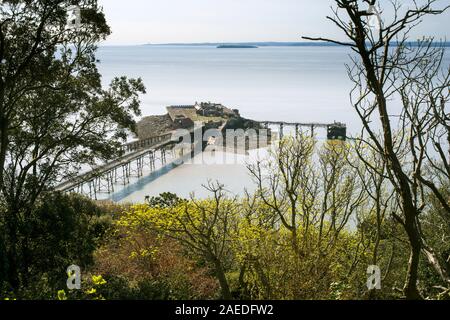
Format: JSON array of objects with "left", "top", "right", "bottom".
[{"left": 167, "top": 106, "right": 198, "bottom": 122}]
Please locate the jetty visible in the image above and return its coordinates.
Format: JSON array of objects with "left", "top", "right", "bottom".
[{"left": 54, "top": 102, "right": 347, "bottom": 199}]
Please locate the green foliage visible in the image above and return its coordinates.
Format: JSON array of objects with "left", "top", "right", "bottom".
[
  {"left": 147, "top": 192, "right": 184, "bottom": 208},
  {"left": 115, "top": 186, "right": 369, "bottom": 300},
  {"left": 0, "top": 192, "right": 111, "bottom": 299},
  {"left": 0, "top": 1, "right": 145, "bottom": 298},
  {"left": 118, "top": 183, "right": 238, "bottom": 299},
  {"left": 0, "top": 1, "right": 448, "bottom": 301},
  {"left": 91, "top": 214, "right": 220, "bottom": 300}
]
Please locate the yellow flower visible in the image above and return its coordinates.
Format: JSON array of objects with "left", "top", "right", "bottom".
[
  {"left": 92, "top": 275, "right": 107, "bottom": 286},
  {"left": 86, "top": 288, "right": 97, "bottom": 295},
  {"left": 57, "top": 290, "right": 67, "bottom": 300}
]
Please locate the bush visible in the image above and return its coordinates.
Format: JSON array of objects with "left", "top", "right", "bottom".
[
  {"left": 0, "top": 192, "right": 111, "bottom": 299},
  {"left": 92, "top": 219, "right": 220, "bottom": 300}
]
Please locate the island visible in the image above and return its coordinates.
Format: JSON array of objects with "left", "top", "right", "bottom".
[
  {"left": 137, "top": 102, "right": 264, "bottom": 137},
  {"left": 136, "top": 102, "right": 269, "bottom": 151},
  {"left": 217, "top": 44, "right": 258, "bottom": 49}
]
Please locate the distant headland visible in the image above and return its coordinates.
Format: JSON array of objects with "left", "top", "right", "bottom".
[
  {"left": 145, "top": 42, "right": 340, "bottom": 47},
  {"left": 144, "top": 41, "right": 450, "bottom": 47}
]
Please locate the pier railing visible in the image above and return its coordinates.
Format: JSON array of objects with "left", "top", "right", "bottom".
[
  {"left": 259, "top": 121, "right": 347, "bottom": 140},
  {"left": 55, "top": 133, "right": 177, "bottom": 196},
  {"left": 121, "top": 133, "right": 174, "bottom": 154}
]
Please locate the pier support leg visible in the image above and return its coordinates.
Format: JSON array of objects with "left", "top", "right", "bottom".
[
  {"left": 109, "top": 171, "right": 114, "bottom": 193},
  {"left": 161, "top": 149, "right": 166, "bottom": 165},
  {"left": 122, "top": 165, "right": 126, "bottom": 186},
  {"left": 149, "top": 151, "right": 155, "bottom": 171}
]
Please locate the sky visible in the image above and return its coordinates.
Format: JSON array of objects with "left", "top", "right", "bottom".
[{"left": 98, "top": 0, "right": 450, "bottom": 45}]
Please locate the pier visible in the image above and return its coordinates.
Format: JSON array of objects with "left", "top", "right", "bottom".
[
  {"left": 54, "top": 132, "right": 179, "bottom": 199},
  {"left": 259, "top": 121, "right": 347, "bottom": 140},
  {"left": 55, "top": 120, "right": 346, "bottom": 199}
]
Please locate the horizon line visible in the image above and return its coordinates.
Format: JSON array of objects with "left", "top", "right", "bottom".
[{"left": 98, "top": 40, "right": 450, "bottom": 47}]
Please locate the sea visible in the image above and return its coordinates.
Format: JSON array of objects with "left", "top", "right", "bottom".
[{"left": 94, "top": 45, "right": 449, "bottom": 202}]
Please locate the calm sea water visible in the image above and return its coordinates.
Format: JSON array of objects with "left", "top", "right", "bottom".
[
  {"left": 97, "top": 45, "right": 358, "bottom": 126},
  {"left": 95, "top": 45, "right": 449, "bottom": 202}
]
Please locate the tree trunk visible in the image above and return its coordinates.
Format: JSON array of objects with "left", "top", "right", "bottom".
[
  {"left": 422, "top": 243, "right": 450, "bottom": 286},
  {"left": 5, "top": 211, "right": 20, "bottom": 290},
  {"left": 254, "top": 260, "right": 272, "bottom": 299},
  {"left": 212, "top": 257, "right": 232, "bottom": 300},
  {"left": 403, "top": 215, "right": 423, "bottom": 300},
  {"left": 355, "top": 37, "right": 424, "bottom": 300},
  {"left": 0, "top": 117, "right": 9, "bottom": 192}
]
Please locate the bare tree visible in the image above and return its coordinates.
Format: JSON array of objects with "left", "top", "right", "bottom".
[
  {"left": 138, "top": 182, "right": 238, "bottom": 299},
  {"left": 347, "top": 139, "right": 401, "bottom": 297},
  {"left": 247, "top": 134, "right": 367, "bottom": 298},
  {"left": 303, "top": 0, "right": 450, "bottom": 299},
  {"left": 247, "top": 135, "right": 318, "bottom": 257}
]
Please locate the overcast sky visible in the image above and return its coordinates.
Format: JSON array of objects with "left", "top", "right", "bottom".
[{"left": 98, "top": 0, "right": 450, "bottom": 45}]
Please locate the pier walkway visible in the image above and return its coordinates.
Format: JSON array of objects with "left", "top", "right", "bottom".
[
  {"left": 54, "top": 132, "right": 176, "bottom": 197},
  {"left": 55, "top": 120, "right": 346, "bottom": 199}
]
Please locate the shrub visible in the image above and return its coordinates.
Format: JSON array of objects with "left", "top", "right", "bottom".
[
  {"left": 0, "top": 192, "right": 111, "bottom": 299},
  {"left": 92, "top": 219, "right": 220, "bottom": 300}
]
